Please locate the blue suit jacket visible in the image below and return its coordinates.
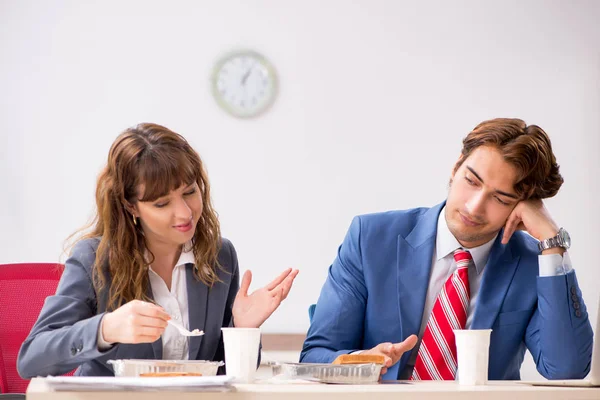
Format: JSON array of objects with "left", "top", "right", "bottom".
[
  {"left": 18, "top": 237, "right": 244, "bottom": 378},
  {"left": 300, "top": 203, "right": 593, "bottom": 380}
]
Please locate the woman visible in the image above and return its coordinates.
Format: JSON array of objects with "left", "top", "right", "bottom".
[{"left": 17, "top": 123, "right": 298, "bottom": 377}]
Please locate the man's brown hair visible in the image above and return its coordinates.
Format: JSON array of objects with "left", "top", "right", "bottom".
[{"left": 454, "top": 118, "right": 564, "bottom": 200}]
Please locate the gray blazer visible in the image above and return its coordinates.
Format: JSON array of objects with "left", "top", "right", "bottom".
[{"left": 17, "top": 237, "right": 244, "bottom": 377}]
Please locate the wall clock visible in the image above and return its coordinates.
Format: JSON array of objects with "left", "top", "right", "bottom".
[{"left": 211, "top": 50, "right": 278, "bottom": 118}]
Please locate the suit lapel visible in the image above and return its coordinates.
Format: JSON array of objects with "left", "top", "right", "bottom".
[
  {"left": 395, "top": 203, "right": 443, "bottom": 372},
  {"left": 471, "top": 232, "right": 520, "bottom": 329},
  {"left": 186, "top": 264, "right": 209, "bottom": 360},
  {"left": 145, "top": 281, "right": 163, "bottom": 360}
]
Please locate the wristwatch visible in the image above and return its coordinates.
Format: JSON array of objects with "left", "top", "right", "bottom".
[{"left": 538, "top": 227, "right": 571, "bottom": 252}]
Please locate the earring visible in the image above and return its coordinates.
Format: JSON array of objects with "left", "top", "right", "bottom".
[{"left": 132, "top": 214, "right": 137, "bottom": 225}]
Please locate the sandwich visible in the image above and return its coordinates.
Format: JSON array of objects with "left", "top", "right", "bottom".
[{"left": 332, "top": 354, "right": 386, "bottom": 365}]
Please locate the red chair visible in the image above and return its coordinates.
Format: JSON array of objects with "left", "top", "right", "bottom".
[{"left": 0, "top": 263, "right": 74, "bottom": 395}]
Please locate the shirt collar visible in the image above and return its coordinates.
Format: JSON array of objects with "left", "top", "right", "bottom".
[
  {"left": 176, "top": 243, "right": 195, "bottom": 267},
  {"left": 435, "top": 206, "right": 496, "bottom": 275}
]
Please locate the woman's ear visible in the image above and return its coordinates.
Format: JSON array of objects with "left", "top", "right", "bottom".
[{"left": 123, "top": 201, "right": 138, "bottom": 218}]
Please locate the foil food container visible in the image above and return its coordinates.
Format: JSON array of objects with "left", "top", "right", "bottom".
[
  {"left": 107, "top": 359, "right": 224, "bottom": 377},
  {"left": 271, "top": 362, "right": 382, "bottom": 384}
]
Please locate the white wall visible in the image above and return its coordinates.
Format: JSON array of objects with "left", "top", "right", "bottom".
[{"left": 1, "top": 0, "right": 599, "bottom": 380}]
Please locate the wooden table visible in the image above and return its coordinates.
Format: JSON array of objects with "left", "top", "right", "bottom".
[{"left": 26, "top": 378, "right": 600, "bottom": 400}]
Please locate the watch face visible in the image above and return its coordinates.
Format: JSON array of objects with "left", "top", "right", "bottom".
[
  {"left": 560, "top": 228, "right": 571, "bottom": 248},
  {"left": 211, "top": 50, "right": 278, "bottom": 118}
]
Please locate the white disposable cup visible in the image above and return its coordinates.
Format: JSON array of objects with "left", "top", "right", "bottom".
[
  {"left": 221, "top": 327, "right": 261, "bottom": 383},
  {"left": 453, "top": 329, "right": 492, "bottom": 385}
]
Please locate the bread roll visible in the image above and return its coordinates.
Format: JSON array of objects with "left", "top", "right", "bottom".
[{"left": 332, "top": 354, "right": 385, "bottom": 365}]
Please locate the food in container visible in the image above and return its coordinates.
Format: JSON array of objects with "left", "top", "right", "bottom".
[
  {"left": 332, "top": 354, "right": 385, "bottom": 365},
  {"left": 107, "top": 359, "right": 223, "bottom": 377},
  {"left": 140, "top": 372, "right": 203, "bottom": 377}
]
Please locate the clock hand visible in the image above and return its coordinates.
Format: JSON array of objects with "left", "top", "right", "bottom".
[{"left": 241, "top": 64, "right": 255, "bottom": 86}]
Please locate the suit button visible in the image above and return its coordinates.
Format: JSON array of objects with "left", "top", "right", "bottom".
[
  {"left": 573, "top": 302, "right": 581, "bottom": 310},
  {"left": 570, "top": 286, "right": 577, "bottom": 295},
  {"left": 575, "top": 310, "right": 582, "bottom": 318},
  {"left": 571, "top": 294, "right": 578, "bottom": 302},
  {"left": 71, "top": 347, "right": 77, "bottom": 356}
]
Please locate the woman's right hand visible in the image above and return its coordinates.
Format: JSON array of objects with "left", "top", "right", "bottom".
[{"left": 101, "top": 300, "right": 171, "bottom": 344}]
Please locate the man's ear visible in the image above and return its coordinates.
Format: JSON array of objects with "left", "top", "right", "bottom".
[{"left": 451, "top": 154, "right": 465, "bottom": 181}]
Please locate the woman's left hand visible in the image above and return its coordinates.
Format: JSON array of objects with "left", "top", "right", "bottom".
[{"left": 232, "top": 268, "right": 299, "bottom": 328}]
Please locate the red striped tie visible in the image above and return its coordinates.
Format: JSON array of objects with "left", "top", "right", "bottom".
[{"left": 411, "top": 249, "right": 472, "bottom": 380}]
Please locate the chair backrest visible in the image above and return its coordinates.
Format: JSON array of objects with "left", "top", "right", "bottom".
[{"left": 0, "top": 263, "right": 67, "bottom": 393}]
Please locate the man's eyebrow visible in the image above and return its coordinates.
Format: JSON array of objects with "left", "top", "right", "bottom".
[
  {"left": 466, "top": 166, "right": 484, "bottom": 183},
  {"left": 495, "top": 190, "right": 519, "bottom": 200},
  {"left": 466, "top": 166, "right": 519, "bottom": 199}
]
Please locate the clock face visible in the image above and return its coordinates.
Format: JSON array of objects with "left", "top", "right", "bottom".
[{"left": 211, "top": 50, "right": 278, "bottom": 118}]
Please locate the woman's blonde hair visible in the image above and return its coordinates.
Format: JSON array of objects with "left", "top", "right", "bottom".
[{"left": 72, "top": 123, "right": 222, "bottom": 310}]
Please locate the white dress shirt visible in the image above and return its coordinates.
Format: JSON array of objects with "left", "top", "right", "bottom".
[
  {"left": 403, "top": 206, "right": 573, "bottom": 371},
  {"left": 97, "top": 246, "right": 195, "bottom": 360}
]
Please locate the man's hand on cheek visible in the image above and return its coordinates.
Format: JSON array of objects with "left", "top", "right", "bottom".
[{"left": 501, "top": 200, "right": 560, "bottom": 249}]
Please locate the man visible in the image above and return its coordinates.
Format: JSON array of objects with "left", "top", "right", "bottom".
[{"left": 300, "top": 118, "right": 593, "bottom": 381}]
